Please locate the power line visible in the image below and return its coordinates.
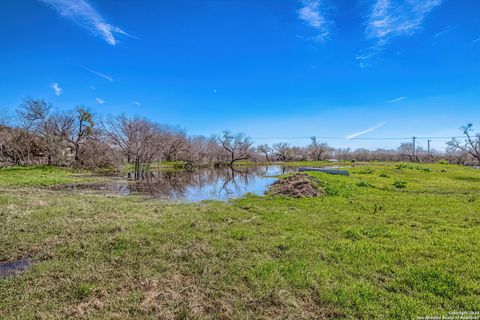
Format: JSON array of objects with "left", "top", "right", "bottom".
[{"left": 252, "top": 136, "right": 463, "bottom": 141}]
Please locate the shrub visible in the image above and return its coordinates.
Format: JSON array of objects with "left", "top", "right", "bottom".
[
  {"left": 393, "top": 180, "right": 407, "bottom": 188},
  {"left": 379, "top": 172, "right": 389, "bottom": 178},
  {"left": 358, "top": 168, "right": 375, "bottom": 174},
  {"left": 438, "top": 159, "right": 450, "bottom": 165},
  {"left": 356, "top": 181, "right": 371, "bottom": 188}
]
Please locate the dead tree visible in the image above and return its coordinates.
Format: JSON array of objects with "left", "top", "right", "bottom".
[
  {"left": 256, "top": 144, "right": 272, "bottom": 162},
  {"left": 308, "top": 137, "right": 331, "bottom": 161},
  {"left": 447, "top": 123, "right": 480, "bottom": 165},
  {"left": 104, "top": 116, "right": 159, "bottom": 177},
  {"left": 217, "top": 130, "right": 254, "bottom": 166},
  {"left": 69, "top": 108, "right": 95, "bottom": 164},
  {"left": 272, "top": 142, "right": 291, "bottom": 161}
]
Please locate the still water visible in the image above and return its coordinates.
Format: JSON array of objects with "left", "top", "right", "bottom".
[{"left": 61, "top": 165, "right": 298, "bottom": 202}]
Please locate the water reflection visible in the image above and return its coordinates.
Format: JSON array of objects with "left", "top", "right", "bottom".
[
  {"left": 126, "top": 165, "right": 297, "bottom": 201},
  {"left": 56, "top": 165, "right": 297, "bottom": 201}
]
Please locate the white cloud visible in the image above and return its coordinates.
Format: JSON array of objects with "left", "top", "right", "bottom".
[
  {"left": 297, "top": 0, "right": 330, "bottom": 42},
  {"left": 84, "top": 67, "right": 113, "bottom": 82},
  {"left": 472, "top": 37, "right": 480, "bottom": 45},
  {"left": 38, "top": 0, "right": 129, "bottom": 46},
  {"left": 359, "top": 0, "right": 442, "bottom": 66},
  {"left": 90, "top": 85, "right": 96, "bottom": 90},
  {"left": 51, "top": 82, "right": 62, "bottom": 96},
  {"left": 95, "top": 97, "right": 104, "bottom": 104},
  {"left": 346, "top": 122, "right": 385, "bottom": 139},
  {"left": 388, "top": 96, "right": 406, "bottom": 103},
  {"left": 133, "top": 101, "right": 141, "bottom": 106},
  {"left": 366, "top": 0, "right": 441, "bottom": 42}
]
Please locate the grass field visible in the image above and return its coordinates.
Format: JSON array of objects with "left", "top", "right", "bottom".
[{"left": 1, "top": 163, "right": 479, "bottom": 319}]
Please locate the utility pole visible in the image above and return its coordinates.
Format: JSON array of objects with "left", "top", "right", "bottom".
[
  {"left": 427, "top": 139, "right": 431, "bottom": 160},
  {"left": 412, "top": 136, "right": 416, "bottom": 162}
]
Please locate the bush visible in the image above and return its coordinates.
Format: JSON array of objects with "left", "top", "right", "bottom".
[
  {"left": 356, "top": 181, "right": 371, "bottom": 188},
  {"left": 393, "top": 180, "right": 407, "bottom": 188},
  {"left": 438, "top": 159, "right": 450, "bottom": 165},
  {"left": 379, "top": 172, "right": 389, "bottom": 178},
  {"left": 358, "top": 168, "right": 375, "bottom": 174}
]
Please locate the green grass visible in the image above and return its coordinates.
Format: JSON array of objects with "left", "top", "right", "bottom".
[
  {"left": 1, "top": 162, "right": 479, "bottom": 319},
  {"left": 0, "top": 166, "right": 86, "bottom": 186}
]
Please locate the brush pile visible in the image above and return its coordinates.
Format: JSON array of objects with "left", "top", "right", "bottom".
[{"left": 268, "top": 174, "right": 324, "bottom": 198}]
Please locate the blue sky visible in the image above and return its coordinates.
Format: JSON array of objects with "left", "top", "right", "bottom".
[{"left": 1, "top": 0, "right": 479, "bottom": 150}]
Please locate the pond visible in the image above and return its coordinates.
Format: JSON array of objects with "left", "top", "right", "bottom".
[{"left": 58, "top": 165, "right": 298, "bottom": 202}]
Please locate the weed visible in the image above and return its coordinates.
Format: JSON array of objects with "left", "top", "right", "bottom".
[{"left": 393, "top": 180, "right": 407, "bottom": 188}]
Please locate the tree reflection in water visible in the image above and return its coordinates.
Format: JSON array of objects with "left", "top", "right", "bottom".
[{"left": 126, "top": 165, "right": 296, "bottom": 201}]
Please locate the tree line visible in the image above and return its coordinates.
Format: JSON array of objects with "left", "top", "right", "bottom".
[{"left": 1, "top": 98, "right": 479, "bottom": 172}]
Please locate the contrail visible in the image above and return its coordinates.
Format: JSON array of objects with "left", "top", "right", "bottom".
[
  {"left": 346, "top": 122, "right": 386, "bottom": 139},
  {"left": 84, "top": 67, "right": 113, "bottom": 82}
]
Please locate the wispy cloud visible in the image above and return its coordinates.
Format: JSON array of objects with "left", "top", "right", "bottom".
[
  {"left": 51, "top": 82, "right": 62, "bottom": 96},
  {"left": 95, "top": 97, "right": 104, "bottom": 104},
  {"left": 297, "top": 0, "right": 330, "bottom": 42},
  {"left": 366, "top": 0, "right": 441, "bottom": 43},
  {"left": 388, "top": 96, "right": 406, "bottom": 103},
  {"left": 133, "top": 101, "right": 142, "bottom": 106},
  {"left": 38, "top": 0, "right": 129, "bottom": 45},
  {"left": 359, "top": 0, "right": 442, "bottom": 66},
  {"left": 346, "top": 122, "right": 385, "bottom": 139},
  {"left": 84, "top": 67, "right": 113, "bottom": 82},
  {"left": 472, "top": 37, "right": 480, "bottom": 45},
  {"left": 433, "top": 25, "right": 452, "bottom": 40}
]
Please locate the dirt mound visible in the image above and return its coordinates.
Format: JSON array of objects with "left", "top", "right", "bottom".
[{"left": 268, "top": 174, "right": 324, "bottom": 198}]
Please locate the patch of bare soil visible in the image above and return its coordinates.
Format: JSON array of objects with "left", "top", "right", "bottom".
[{"left": 268, "top": 174, "right": 324, "bottom": 198}]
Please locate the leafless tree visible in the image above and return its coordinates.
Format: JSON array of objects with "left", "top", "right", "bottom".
[
  {"left": 217, "top": 130, "right": 254, "bottom": 166},
  {"left": 157, "top": 125, "right": 188, "bottom": 162},
  {"left": 181, "top": 135, "right": 211, "bottom": 168},
  {"left": 308, "top": 137, "right": 331, "bottom": 161},
  {"left": 16, "top": 98, "right": 50, "bottom": 164},
  {"left": 447, "top": 124, "right": 480, "bottom": 165},
  {"left": 272, "top": 142, "right": 291, "bottom": 161},
  {"left": 68, "top": 108, "right": 95, "bottom": 164},
  {"left": 104, "top": 116, "right": 160, "bottom": 176},
  {"left": 256, "top": 144, "right": 272, "bottom": 162}
]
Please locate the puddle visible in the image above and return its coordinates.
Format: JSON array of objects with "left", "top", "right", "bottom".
[
  {"left": 53, "top": 165, "right": 348, "bottom": 201},
  {"left": 53, "top": 165, "right": 298, "bottom": 201},
  {"left": 0, "top": 257, "right": 33, "bottom": 277}
]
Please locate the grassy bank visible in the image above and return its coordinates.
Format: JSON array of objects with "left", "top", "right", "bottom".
[{"left": 1, "top": 163, "right": 479, "bottom": 319}]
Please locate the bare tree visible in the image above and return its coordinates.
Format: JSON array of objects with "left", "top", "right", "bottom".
[
  {"left": 217, "top": 130, "right": 254, "bottom": 166},
  {"left": 447, "top": 124, "right": 480, "bottom": 165},
  {"left": 272, "top": 142, "right": 291, "bottom": 161},
  {"left": 16, "top": 98, "right": 51, "bottom": 164},
  {"left": 157, "top": 125, "right": 188, "bottom": 162},
  {"left": 308, "top": 137, "right": 331, "bottom": 161},
  {"left": 68, "top": 108, "right": 95, "bottom": 164},
  {"left": 104, "top": 116, "right": 160, "bottom": 176},
  {"left": 256, "top": 144, "right": 272, "bottom": 162},
  {"left": 181, "top": 135, "right": 211, "bottom": 168}
]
